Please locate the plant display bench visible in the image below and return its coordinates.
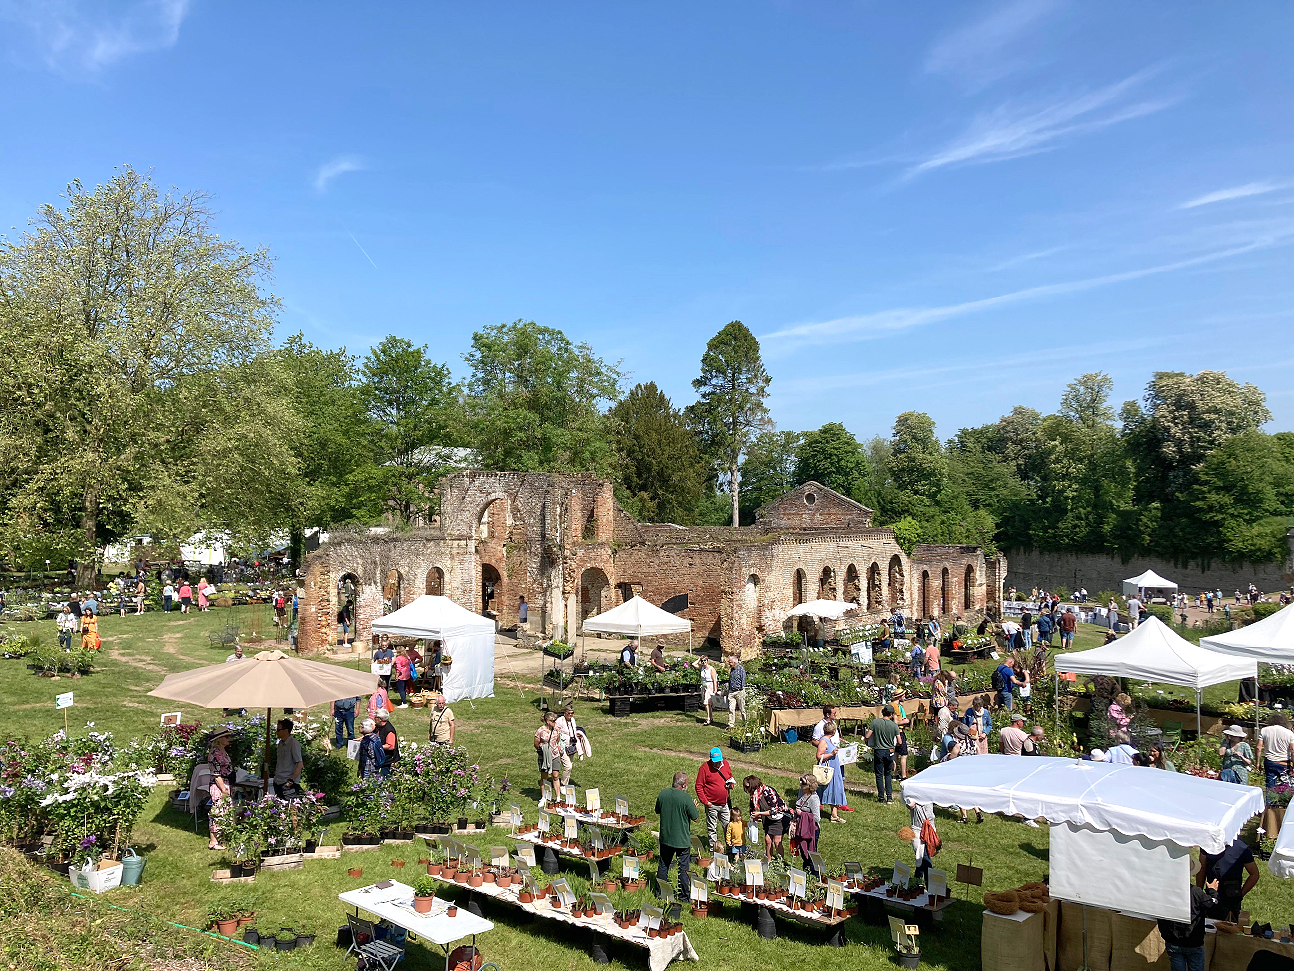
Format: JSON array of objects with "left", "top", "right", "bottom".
[
  {"left": 514, "top": 829, "right": 624, "bottom": 875},
  {"left": 715, "top": 887, "right": 853, "bottom": 947},
  {"left": 541, "top": 804, "right": 647, "bottom": 833},
  {"left": 845, "top": 880, "right": 955, "bottom": 923},
  {"left": 339, "top": 880, "right": 493, "bottom": 971},
  {"left": 426, "top": 868, "right": 699, "bottom": 970},
  {"left": 605, "top": 691, "right": 703, "bottom": 718}
]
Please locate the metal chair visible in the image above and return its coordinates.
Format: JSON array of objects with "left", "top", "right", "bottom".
[
  {"left": 345, "top": 913, "right": 404, "bottom": 970},
  {"left": 1160, "top": 720, "right": 1183, "bottom": 750}
]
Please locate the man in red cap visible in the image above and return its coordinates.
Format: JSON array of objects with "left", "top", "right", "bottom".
[{"left": 695, "top": 746, "right": 735, "bottom": 849}]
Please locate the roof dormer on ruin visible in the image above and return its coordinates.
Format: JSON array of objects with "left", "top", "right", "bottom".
[{"left": 753, "top": 481, "right": 874, "bottom": 530}]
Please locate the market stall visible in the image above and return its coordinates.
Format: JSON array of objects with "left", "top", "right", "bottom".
[
  {"left": 1202, "top": 601, "right": 1294, "bottom": 744},
  {"left": 1123, "top": 569, "right": 1178, "bottom": 602},
  {"left": 901, "top": 755, "right": 1265, "bottom": 971},
  {"left": 1053, "top": 616, "right": 1256, "bottom": 733},
  {"left": 580, "top": 595, "right": 692, "bottom": 646},
  {"left": 371, "top": 595, "right": 497, "bottom": 703}
]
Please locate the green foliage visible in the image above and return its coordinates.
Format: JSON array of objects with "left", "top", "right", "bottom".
[
  {"left": 794, "top": 423, "right": 870, "bottom": 505},
  {"left": 610, "top": 382, "right": 707, "bottom": 523},
  {"left": 463, "top": 319, "right": 623, "bottom": 476},
  {"left": 687, "top": 321, "right": 773, "bottom": 525},
  {"left": 413, "top": 874, "right": 438, "bottom": 897},
  {"left": 737, "top": 430, "right": 803, "bottom": 522}
]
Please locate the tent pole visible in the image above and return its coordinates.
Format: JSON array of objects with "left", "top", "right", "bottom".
[
  {"left": 1054, "top": 672, "right": 1059, "bottom": 724},
  {"left": 1196, "top": 689, "right": 1202, "bottom": 737},
  {"left": 262, "top": 707, "right": 272, "bottom": 796},
  {"left": 1256, "top": 665, "right": 1261, "bottom": 748}
]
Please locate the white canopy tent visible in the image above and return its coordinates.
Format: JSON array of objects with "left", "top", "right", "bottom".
[
  {"left": 581, "top": 594, "right": 692, "bottom": 654},
  {"left": 1270, "top": 815, "right": 1294, "bottom": 879},
  {"left": 370, "top": 595, "right": 497, "bottom": 703},
  {"left": 1123, "top": 569, "right": 1178, "bottom": 599},
  {"left": 785, "top": 599, "right": 857, "bottom": 621},
  {"left": 1201, "top": 601, "right": 1294, "bottom": 744},
  {"left": 1053, "top": 616, "right": 1257, "bottom": 732},
  {"left": 902, "top": 755, "right": 1263, "bottom": 920}
]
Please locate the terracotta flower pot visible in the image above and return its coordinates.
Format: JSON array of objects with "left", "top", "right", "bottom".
[
  {"left": 428, "top": 864, "right": 442, "bottom": 876},
  {"left": 215, "top": 919, "right": 239, "bottom": 937},
  {"left": 348, "top": 868, "right": 363, "bottom": 879},
  {"left": 483, "top": 872, "right": 496, "bottom": 884},
  {"left": 469, "top": 873, "right": 484, "bottom": 887},
  {"left": 648, "top": 928, "right": 660, "bottom": 939},
  {"left": 455, "top": 870, "right": 469, "bottom": 884},
  {"left": 391, "top": 860, "right": 406, "bottom": 869},
  {"left": 446, "top": 906, "right": 458, "bottom": 917},
  {"left": 691, "top": 904, "right": 707, "bottom": 918},
  {"left": 237, "top": 914, "right": 255, "bottom": 927},
  {"left": 519, "top": 891, "right": 534, "bottom": 903},
  {"left": 413, "top": 895, "right": 434, "bottom": 914}
]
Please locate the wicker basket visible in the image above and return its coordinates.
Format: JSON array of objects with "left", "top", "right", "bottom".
[
  {"left": 1019, "top": 898, "right": 1047, "bottom": 913},
  {"left": 984, "top": 890, "right": 1021, "bottom": 916}
]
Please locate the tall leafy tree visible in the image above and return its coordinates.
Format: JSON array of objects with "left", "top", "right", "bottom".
[
  {"left": 687, "top": 321, "right": 772, "bottom": 525},
  {"left": 609, "top": 382, "right": 706, "bottom": 523},
  {"left": 464, "top": 320, "right": 622, "bottom": 475},
  {"left": 886, "top": 411, "right": 947, "bottom": 520},
  {"left": 0, "top": 167, "right": 287, "bottom": 582},
  {"left": 1192, "top": 430, "right": 1294, "bottom": 562},
  {"left": 794, "top": 422, "right": 869, "bottom": 503},
  {"left": 738, "top": 430, "right": 803, "bottom": 521}
]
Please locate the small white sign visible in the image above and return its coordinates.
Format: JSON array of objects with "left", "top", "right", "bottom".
[
  {"left": 514, "top": 843, "right": 536, "bottom": 867},
  {"left": 550, "top": 878, "right": 576, "bottom": 908},
  {"left": 807, "top": 851, "right": 825, "bottom": 877},
  {"left": 585, "top": 788, "right": 601, "bottom": 812},
  {"left": 843, "top": 861, "right": 864, "bottom": 882},
  {"left": 622, "top": 855, "right": 640, "bottom": 880},
  {"left": 586, "top": 859, "right": 602, "bottom": 884},
  {"left": 562, "top": 785, "right": 576, "bottom": 804},
  {"left": 657, "top": 878, "right": 677, "bottom": 903},
  {"left": 55, "top": 692, "right": 74, "bottom": 710},
  {"left": 159, "top": 711, "right": 181, "bottom": 727},
  {"left": 524, "top": 873, "right": 543, "bottom": 897},
  {"left": 590, "top": 892, "right": 614, "bottom": 914},
  {"left": 490, "top": 846, "right": 510, "bottom": 867},
  {"left": 537, "top": 810, "right": 551, "bottom": 833},
  {"left": 615, "top": 796, "right": 629, "bottom": 817},
  {"left": 640, "top": 905, "right": 663, "bottom": 930},
  {"left": 690, "top": 881, "right": 708, "bottom": 903},
  {"left": 510, "top": 804, "right": 522, "bottom": 829},
  {"left": 744, "top": 858, "right": 764, "bottom": 887},
  {"left": 541, "top": 782, "right": 555, "bottom": 804},
  {"left": 892, "top": 861, "right": 911, "bottom": 889},
  {"left": 788, "top": 867, "right": 807, "bottom": 899},
  {"left": 826, "top": 880, "right": 846, "bottom": 911},
  {"left": 563, "top": 815, "right": 579, "bottom": 840},
  {"left": 928, "top": 869, "right": 948, "bottom": 898},
  {"left": 707, "top": 851, "right": 727, "bottom": 882},
  {"left": 838, "top": 743, "right": 859, "bottom": 766}
]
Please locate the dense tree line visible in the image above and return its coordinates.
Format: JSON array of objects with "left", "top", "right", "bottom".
[{"left": 1, "top": 171, "right": 1289, "bottom": 579}]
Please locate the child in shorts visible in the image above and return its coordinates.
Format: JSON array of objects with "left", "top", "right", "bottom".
[{"left": 726, "top": 807, "right": 746, "bottom": 859}]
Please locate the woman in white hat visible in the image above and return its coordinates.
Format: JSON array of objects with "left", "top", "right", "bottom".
[{"left": 1218, "top": 725, "right": 1254, "bottom": 785}]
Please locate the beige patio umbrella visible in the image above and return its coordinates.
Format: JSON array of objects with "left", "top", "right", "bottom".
[{"left": 148, "top": 650, "right": 379, "bottom": 786}]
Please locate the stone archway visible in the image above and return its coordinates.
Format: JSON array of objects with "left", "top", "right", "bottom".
[
  {"left": 819, "top": 566, "right": 837, "bottom": 601},
  {"left": 964, "top": 564, "right": 976, "bottom": 610},
  {"left": 867, "top": 562, "right": 882, "bottom": 612},
  {"left": 793, "top": 569, "right": 807, "bottom": 607},
  {"left": 481, "top": 563, "right": 502, "bottom": 617},
  {"left": 920, "top": 570, "right": 931, "bottom": 618},
  {"left": 382, "top": 569, "right": 404, "bottom": 614},
  {"left": 426, "top": 566, "right": 445, "bottom": 596},
  {"left": 579, "top": 566, "right": 611, "bottom": 626},
  {"left": 338, "top": 572, "right": 360, "bottom": 645},
  {"left": 843, "top": 564, "right": 861, "bottom": 605},
  {"left": 888, "top": 556, "right": 905, "bottom": 609},
  {"left": 940, "top": 567, "right": 950, "bottom": 615}
]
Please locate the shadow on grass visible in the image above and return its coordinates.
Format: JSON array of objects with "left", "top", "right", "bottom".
[{"left": 1017, "top": 841, "right": 1048, "bottom": 861}]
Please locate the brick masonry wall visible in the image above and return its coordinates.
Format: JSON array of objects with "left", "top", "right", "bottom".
[
  {"left": 754, "top": 481, "right": 874, "bottom": 530},
  {"left": 1005, "top": 546, "right": 1294, "bottom": 598}
]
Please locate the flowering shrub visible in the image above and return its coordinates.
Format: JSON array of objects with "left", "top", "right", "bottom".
[{"left": 218, "top": 791, "right": 326, "bottom": 860}]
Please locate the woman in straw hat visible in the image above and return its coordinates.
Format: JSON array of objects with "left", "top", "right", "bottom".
[
  {"left": 1218, "top": 725, "right": 1254, "bottom": 785},
  {"left": 205, "top": 727, "right": 236, "bottom": 849}
]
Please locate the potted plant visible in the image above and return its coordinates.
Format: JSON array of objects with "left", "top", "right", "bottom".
[
  {"left": 296, "top": 930, "right": 316, "bottom": 948},
  {"left": 413, "top": 874, "right": 437, "bottom": 913},
  {"left": 274, "top": 928, "right": 297, "bottom": 952},
  {"left": 207, "top": 900, "right": 239, "bottom": 938},
  {"left": 896, "top": 939, "right": 921, "bottom": 969}
]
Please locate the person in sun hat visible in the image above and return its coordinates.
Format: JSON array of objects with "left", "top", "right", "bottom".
[
  {"left": 695, "top": 745, "right": 735, "bottom": 849},
  {"left": 1219, "top": 724, "right": 1254, "bottom": 785}
]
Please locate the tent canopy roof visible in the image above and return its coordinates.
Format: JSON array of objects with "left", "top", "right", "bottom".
[
  {"left": 901, "top": 755, "right": 1262, "bottom": 853},
  {"left": 1201, "top": 602, "right": 1294, "bottom": 664},
  {"left": 1125, "top": 569, "right": 1178, "bottom": 590},
  {"left": 581, "top": 595, "right": 691, "bottom": 636},
  {"left": 1053, "top": 616, "right": 1256, "bottom": 689},
  {"left": 148, "top": 650, "right": 378, "bottom": 709},
  {"left": 785, "top": 599, "right": 857, "bottom": 621},
  {"left": 370, "top": 595, "right": 496, "bottom": 640}
]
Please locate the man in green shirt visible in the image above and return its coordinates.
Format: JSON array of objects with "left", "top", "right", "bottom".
[
  {"left": 865, "top": 705, "right": 900, "bottom": 804},
  {"left": 655, "top": 770, "right": 699, "bottom": 901}
]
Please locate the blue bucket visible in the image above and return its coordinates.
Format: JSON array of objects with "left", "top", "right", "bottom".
[{"left": 781, "top": 728, "right": 798, "bottom": 745}]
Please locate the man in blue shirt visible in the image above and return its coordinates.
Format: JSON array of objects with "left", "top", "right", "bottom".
[{"left": 994, "top": 658, "right": 1019, "bottom": 711}]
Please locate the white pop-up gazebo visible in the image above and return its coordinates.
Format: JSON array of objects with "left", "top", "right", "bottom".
[
  {"left": 1201, "top": 601, "right": 1294, "bottom": 745},
  {"left": 902, "top": 756, "right": 1263, "bottom": 921},
  {"left": 581, "top": 595, "right": 692, "bottom": 652},
  {"left": 1270, "top": 814, "right": 1294, "bottom": 879},
  {"left": 371, "top": 595, "right": 497, "bottom": 703},
  {"left": 1052, "top": 616, "right": 1257, "bottom": 732},
  {"left": 1123, "top": 569, "right": 1178, "bottom": 600}
]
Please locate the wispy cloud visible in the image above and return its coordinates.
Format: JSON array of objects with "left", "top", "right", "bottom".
[
  {"left": 908, "top": 68, "right": 1177, "bottom": 178},
  {"left": 0, "top": 0, "right": 188, "bottom": 71},
  {"left": 1179, "top": 182, "right": 1285, "bottom": 210},
  {"left": 764, "top": 226, "right": 1294, "bottom": 348},
  {"left": 925, "top": 0, "right": 1061, "bottom": 87},
  {"left": 988, "top": 246, "right": 1067, "bottom": 271},
  {"left": 313, "top": 155, "right": 365, "bottom": 193}
]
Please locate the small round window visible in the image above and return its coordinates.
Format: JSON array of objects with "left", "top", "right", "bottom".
[{"left": 804, "top": 492, "right": 817, "bottom": 506}]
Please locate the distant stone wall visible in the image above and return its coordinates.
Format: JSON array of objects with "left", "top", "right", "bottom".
[{"left": 1005, "top": 544, "right": 1294, "bottom": 597}]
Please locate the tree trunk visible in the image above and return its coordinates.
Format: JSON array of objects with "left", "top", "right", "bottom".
[
  {"left": 76, "top": 490, "right": 99, "bottom": 589},
  {"left": 289, "top": 526, "right": 304, "bottom": 571},
  {"left": 730, "top": 463, "right": 740, "bottom": 526}
]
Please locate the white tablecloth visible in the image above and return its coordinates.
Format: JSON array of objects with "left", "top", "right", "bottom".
[{"left": 339, "top": 881, "right": 493, "bottom": 945}]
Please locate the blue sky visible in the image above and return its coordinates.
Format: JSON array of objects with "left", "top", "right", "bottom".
[{"left": 2, "top": 1, "right": 1291, "bottom": 439}]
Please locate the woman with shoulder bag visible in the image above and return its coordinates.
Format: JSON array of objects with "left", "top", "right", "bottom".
[
  {"left": 743, "top": 775, "right": 789, "bottom": 862},
  {"left": 814, "top": 719, "right": 847, "bottom": 823}
]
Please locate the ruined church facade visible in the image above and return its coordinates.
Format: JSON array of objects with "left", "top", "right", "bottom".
[{"left": 298, "top": 471, "right": 1005, "bottom": 658}]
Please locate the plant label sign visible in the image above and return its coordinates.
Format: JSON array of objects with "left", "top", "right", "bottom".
[
  {"left": 465, "top": 844, "right": 483, "bottom": 868},
  {"left": 806, "top": 851, "right": 825, "bottom": 877},
  {"left": 562, "top": 785, "right": 577, "bottom": 804},
  {"left": 622, "top": 855, "right": 640, "bottom": 880},
  {"left": 690, "top": 881, "right": 708, "bottom": 903},
  {"left": 586, "top": 859, "right": 602, "bottom": 884},
  {"left": 159, "top": 711, "right": 181, "bottom": 727},
  {"left": 541, "top": 782, "right": 555, "bottom": 804},
  {"left": 707, "top": 852, "right": 727, "bottom": 882},
  {"left": 563, "top": 815, "right": 579, "bottom": 840},
  {"left": 585, "top": 788, "right": 601, "bottom": 812},
  {"left": 524, "top": 873, "right": 543, "bottom": 898},
  {"left": 590, "top": 892, "right": 614, "bottom": 914},
  {"left": 514, "top": 843, "right": 536, "bottom": 867},
  {"left": 55, "top": 692, "right": 74, "bottom": 710},
  {"left": 510, "top": 804, "right": 522, "bottom": 830},
  {"left": 615, "top": 796, "right": 629, "bottom": 817},
  {"left": 656, "top": 878, "right": 677, "bottom": 904},
  {"left": 537, "top": 810, "right": 551, "bottom": 833},
  {"left": 843, "top": 861, "right": 864, "bottom": 882},
  {"left": 490, "top": 846, "right": 510, "bottom": 867},
  {"left": 589, "top": 827, "right": 606, "bottom": 851},
  {"left": 690, "top": 836, "right": 705, "bottom": 856},
  {"left": 550, "top": 878, "right": 576, "bottom": 909},
  {"left": 744, "top": 858, "right": 764, "bottom": 887},
  {"left": 929, "top": 869, "right": 948, "bottom": 898},
  {"left": 640, "top": 905, "right": 663, "bottom": 930},
  {"left": 892, "top": 861, "right": 911, "bottom": 889},
  {"left": 826, "top": 880, "right": 846, "bottom": 911},
  {"left": 787, "top": 866, "right": 807, "bottom": 899}
]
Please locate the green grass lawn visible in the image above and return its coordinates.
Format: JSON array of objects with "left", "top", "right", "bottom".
[{"left": 3, "top": 607, "right": 1292, "bottom": 970}]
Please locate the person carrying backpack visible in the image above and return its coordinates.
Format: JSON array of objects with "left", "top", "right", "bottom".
[{"left": 993, "top": 657, "right": 1019, "bottom": 711}]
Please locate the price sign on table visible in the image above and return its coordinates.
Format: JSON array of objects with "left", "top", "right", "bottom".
[
  {"left": 514, "top": 843, "right": 536, "bottom": 867},
  {"left": 622, "top": 855, "right": 640, "bottom": 880},
  {"left": 707, "top": 852, "right": 728, "bottom": 882},
  {"left": 787, "top": 866, "right": 807, "bottom": 899},
  {"left": 550, "top": 878, "right": 576, "bottom": 908},
  {"left": 542, "top": 782, "right": 555, "bottom": 804},
  {"left": 892, "top": 861, "right": 911, "bottom": 890},
  {"left": 510, "top": 804, "right": 522, "bottom": 830},
  {"left": 590, "top": 892, "right": 614, "bottom": 915},
  {"left": 615, "top": 796, "right": 629, "bottom": 817},
  {"left": 826, "top": 880, "right": 846, "bottom": 911},
  {"left": 585, "top": 788, "right": 601, "bottom": 812},
  {"left": 690, "top": 881, "right": 708, "bottom": 903},
  {"left": 490, "top": 846, "right": 510, "bottom": 867},
  {"left": 843, "top": 861, "right": 864, "bottom": 883},
  {"left": 563, "top": 815, "right": 579, "bottom": 840},
  {"left": 640, "top": 905, "right": 663, "bottom": 930},
  {"left": 929, "top": 869, "right": 948, "bottom": 898},
  {"left": 537, "top": 810, "right": 551, "bottom": 833},
  {"left": 744, "top": 858, "right": 764, "bottom": 887},
  {"left": 562, "top": 785, "right": 577, "bottom": 804}
]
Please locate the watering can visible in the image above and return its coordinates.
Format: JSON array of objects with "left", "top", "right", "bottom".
[{"left": 121, "top": 847, "right": 147, "bottom": 886}]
